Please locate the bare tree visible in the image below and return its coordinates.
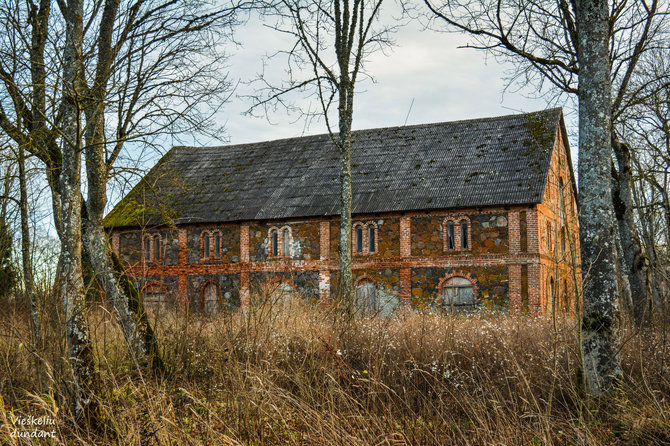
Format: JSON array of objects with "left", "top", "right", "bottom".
[
  {"left": 248, "top": 0, "right": 393, "bottom": 307},
  {"left": 422, "top": 0, "right": 670, "bottom": 393},
  {"left": 0, "top": 0, "right": 240, "bottom": 376},
  {"left": 421, "top": 0, "right": 669, "bottom": 325},
  {"left": 575, "top": 0, "right": 622, "bottom": 395}
]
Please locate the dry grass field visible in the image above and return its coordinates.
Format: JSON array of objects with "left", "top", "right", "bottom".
[{"left": 1, "top": 286, "right": 668, "bottom": 445}]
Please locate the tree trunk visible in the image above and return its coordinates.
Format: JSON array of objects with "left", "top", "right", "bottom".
[
  {"left": 59, "top": 0, "right": 99, "bottom": 421},
  {"left": 576, "top": 0, "right": 622, "bottom": 396},
  {"left": 337, "top": 82, "right": 353, "bottom": 308},
  {"left": 18, "top": 144, "right": 39, "bottom": 340},
  {"left": 82, "top": 221, "right": 163, "bottom": 371},
  {"left": 611, "top": 138, "right": 651, "bottom": 325}
]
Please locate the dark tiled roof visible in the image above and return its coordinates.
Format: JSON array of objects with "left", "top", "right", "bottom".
[{"left": 105, "top": 108, "right": 563, "bottom": 227}]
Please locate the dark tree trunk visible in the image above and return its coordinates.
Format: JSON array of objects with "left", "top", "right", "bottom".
[
  {"left": 611, "top": 138, "right": 651, "bottom": 325},
  {"left": 576, "top": 0, "right": 622, "bottom": 395}
]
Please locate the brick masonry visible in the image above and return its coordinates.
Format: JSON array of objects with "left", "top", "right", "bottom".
[{"left": 112, "top": 130, "right": 580, "bottom": 316}]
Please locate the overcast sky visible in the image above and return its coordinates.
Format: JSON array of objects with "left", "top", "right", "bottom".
[{"left": 220, "top": 10, "right": 573, "bottom": 147}]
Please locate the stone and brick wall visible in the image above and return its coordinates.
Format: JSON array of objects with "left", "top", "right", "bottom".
[{"left": 112, "top": 200, "right": 581, "bottom": 316}]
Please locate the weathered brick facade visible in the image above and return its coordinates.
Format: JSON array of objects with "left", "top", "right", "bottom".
[{"left": 107, "top": 109, "right": 581, "bottom": 315}]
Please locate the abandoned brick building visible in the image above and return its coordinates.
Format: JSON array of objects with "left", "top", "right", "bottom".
[{"left": 105, "top": 108, "right": 580, "bottom": 315}]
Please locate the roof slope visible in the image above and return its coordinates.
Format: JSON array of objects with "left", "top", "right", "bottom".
[{"left": 105, "top": 108, "right": 562, "bottom": 228}]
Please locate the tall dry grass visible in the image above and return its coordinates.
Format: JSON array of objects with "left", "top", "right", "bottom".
[{"left": 1, "top": 286, "right": 668, "bottom": 445}]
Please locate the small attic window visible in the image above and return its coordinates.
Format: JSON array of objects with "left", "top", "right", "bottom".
[
  {"left": 355, "top": 225, "right": 364, "bottom": 253},
  {"left": 460, "top": 219, "right": 469, "bottom": 250},
  {"left": 203, "top": 232, "right": 210, "bottom": 258},
  {"left": 283, "top": 228, "right": 290, "bottom": 257},
  {"left": 446, "top": 222, "right": 455, "bottom": 250},
  {"left": 271, "top": 229, "right": 278, "bottom": 257},
  {"left": 143, "top": 233, "right": 161, "bottom": 263},
  {"left": 368, "top": 225, "right": 376, "bottom": 253}
]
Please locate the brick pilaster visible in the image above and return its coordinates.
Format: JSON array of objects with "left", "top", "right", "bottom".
[
  {"left": 319, "top": 270, "right": 330, "bottom": 303},
  {"left": 528, "top": 263, "right": 541, "bottom": 314},
  {"left": 400, "top": 216, "right": 411, "bottom": 257},
  {"left": 508, "top": 211, "right": 520, "bottom": 254},
  {"left": 399, "top": 267, "right": 411, "bottom": 309},
  {"left": 178, "top": 274, "right": 188, "bottom": 310},
  {"left": 240, "top": 225, "right": 249, "bottom": 262},
  {"left": 508, "top": 264, "right": 521, "bottom": 314},
  {"left": 527, "top": 210, "right": 540, "bottom": 254},
  {"left": 319, "top": 221, "right": 330, "bottom": 260},
  {"left": 240, "top": 270, "right": 250, "bottom": 307},
  {"left": 178, "top": 229, "right": 188, "bottom": 264}
]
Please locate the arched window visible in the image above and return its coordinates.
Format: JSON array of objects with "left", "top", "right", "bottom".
[
  {"left": 270, "top": 229, "right": 278, "bottom": 257},
  {"left": 356, "top": 225, "right": 364, "bottom": 253},
  {"left": 559, "top": 177, "right": 565, "bottom": 219},
  {"left": 446, "top": 221, "right": 455, "bottom": 250},
  {"left": 460, "top": 219, "right": 469, "bottom": 250},
  {"left": 203, "top": 232, "right": 210, "bottom": 259},
  {"left": 441, "top": 277, "right": 475, "bottom": 313},
  {"left": 355, "top": 279, "right": 377, "bottom": 315},
  {"left": 143, "top": 283, "right": 168, "bottom": 312},
  {"left": 214, "top": 232, "right": 221, "bottom": 257},
  {"left": 153, "top": 234, "right": 161, "bottom": 261},
  {"left": 283, "top": 227, "right": 290, "bottom": 257},
  {"left": 368, "top": 225, "right": 376, "bottom": 253},
  {"left": 201, "top": 282, "right": 220, "bottom": 316},
  {"left": 144, "top": 236, "right": 151, "bottom": 262},
  {"left": 561, "top": 226, "right": 566, "bottom": 253}
]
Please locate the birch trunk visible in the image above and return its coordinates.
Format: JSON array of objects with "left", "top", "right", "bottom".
[
  {"left": 576, "top": 0, "right": 622, "bottom": 395},
  {"left": 18, "top": 144, "right": 39, "bottom": 340},
  {"left": 78, "top": 0, "right": 161, "bottom": 372},
  {"left": 337, "top": 82, "right": 353, "bottom": 307},
  {"left": 59, "top": 0, "right": 99, "bottom": 420}
]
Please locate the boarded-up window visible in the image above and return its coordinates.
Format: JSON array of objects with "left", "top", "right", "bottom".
[
  {"left": 144, "top": 284, "right": 167, "bottom": 312},
  {"left": 202, "top": 282, "right": 220, "bottom": 316},
  {"left": 355, "top": 279, "right": 377, "bottom": 315},
  {"left": 442, "top": 277, "right": 475, "bottom": 313}
]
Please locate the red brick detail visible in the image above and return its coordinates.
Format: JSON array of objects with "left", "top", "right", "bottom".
[
  {"left": 320, "top": 221, "right": 330, "bottom": 260},
  {"left": 508, "top": 264, "right": 522, "bottom": 314},
  {"left": 399, "top": 267, "right": 411, "bottom": 308},
  {"left": 508, "top": 211, "right": 520, "bottom": 254},
  {"left": 319, "top": 270, "right": 330, "bottom": 303},
  {"left": 240, "top": 225, "right": 249, "bottom": 263},
  {"left": 178, "top": 229, "right": 187, "bottom": 264},
  {"left": 240, "top": 270, "right": 250, "bottom": 307},
  {"left": 177, "top": 274, "right": 188, "bottom": 309},
  {"left": 526, "top": 210, "right": 540, "bottom": 254},
  {"left": 400, "top": 217, "right": 411, "bottom": 257},
  {"left": 528, "top": 263, "right": 541, "bottom": 314},
  {"left": 112, "top": 232, "right": 120, "bottom": 256}
]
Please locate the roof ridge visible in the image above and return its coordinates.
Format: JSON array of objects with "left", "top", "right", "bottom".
[{"left": 171, "top": 108, "right": 562, "bottom": 152}]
